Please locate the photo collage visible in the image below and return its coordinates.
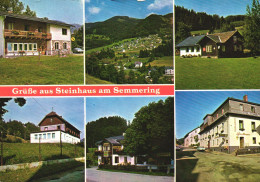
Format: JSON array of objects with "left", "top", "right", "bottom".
[{"left": 0, "top": 0, "right": 259, "bottom": 182}]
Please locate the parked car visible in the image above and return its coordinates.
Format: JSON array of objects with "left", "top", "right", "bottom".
[
  {"left": 176, "top": 146, "right": 182, "bottom": 151},
  {"left": 73, "top": 48, "right": 84, "bottom": 53},
  {"left": 197, "top": 146, "right": 206, "bottom": 152}
]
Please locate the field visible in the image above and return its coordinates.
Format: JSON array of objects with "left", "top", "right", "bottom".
[
  {"left": 0, "top": 55, "right": 84, "bottom": 85},
  {"left": 175, "top": 56, "right": 260, "bottom": 89},
  {"left": 177, "top": 151, "right": 260, "bottom": 182},
  {"left": 85, "top": 74, "right": 113, "bottom": 84},
  {"left": 150, "top": 56, "right": 173, "bottom": 67},
  {"left": 1, "top": 143, "right": 84, "bottom": 165}
]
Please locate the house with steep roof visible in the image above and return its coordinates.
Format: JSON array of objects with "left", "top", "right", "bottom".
[
  {"left": 95, "top": 135, "right": 135, "bottom": 166},
  {"left": 184, "top": 127, "right": 200, "bottom": 147},
  {"left": 0, "top": 11, "right": 72, "bottom": 57},
  {"left": 199, "top": 95, "right": 260, "bottom": 153},
  {"left": 176, "top": 30, "right": 244, "bottom": 58},
  {"left": 30, "top": 111, "right": 80, "bottom": 144}
]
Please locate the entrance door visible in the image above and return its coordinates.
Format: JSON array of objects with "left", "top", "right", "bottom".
[
  {"left": 240, "top": 137, "right": 244, "bottom": 148},
  {"left": 208, "top": 141, "right": 210, "bottom": 149}
]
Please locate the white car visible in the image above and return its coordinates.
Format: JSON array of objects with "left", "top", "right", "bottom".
[{"left": 73, "top": 48, "right": 84, "bottom": 53}]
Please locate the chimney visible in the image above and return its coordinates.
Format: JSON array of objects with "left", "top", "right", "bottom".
[{"left": 243, "top": 95, "right": 248, "bottom": 102}]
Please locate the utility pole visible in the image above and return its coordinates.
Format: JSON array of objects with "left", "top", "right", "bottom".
[
  {"left": 60, "top": 130, "right": 62, "bottom": 156},
  {"left": 1, "top": 132, "right": 3, "bottom": 166},
  {"left": 39, "top": 137, "right": 41, "bottom": 161}
]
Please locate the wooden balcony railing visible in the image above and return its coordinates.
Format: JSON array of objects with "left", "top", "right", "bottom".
[{"left": 4, "top": 29, "right": 52, "bottom": 40}]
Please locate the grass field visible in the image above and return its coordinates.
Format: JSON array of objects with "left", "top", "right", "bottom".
[
  {"left": 150, "top": 56, "right": 173, "bottom": 67},
  {"left": 177, "top": 151, "right": 260, "bottom": 182},
  {"left": 175, "top": 56, "right": 260, "bottom": 89},
  {"left": 85, "top": 74, "right": 114, "bottom": 84},
  {"left": 2, "top": 143, "right": 84, "bottom": 165},
  {"left": 0, "top": 55, "right": 84, "bottom": 85}
]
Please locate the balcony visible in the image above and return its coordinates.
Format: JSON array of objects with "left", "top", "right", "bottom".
[{"left": 4, "top": 29, "right": 52, "bottom": 40}]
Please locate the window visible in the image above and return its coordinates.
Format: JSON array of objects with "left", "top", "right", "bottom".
[
  {"left": 24, "top": 25, "right": 30, "bottom": 31},
  {"left": 52, "top": 133, "right": 55, "bottom": 139},
  {"left": 39, "top": 134, "right": 42, "bottom": 139},
  {"left": 43, "top": 134, "right": 46, "bottom": 139},
  {"left": 13, "top": 44, "right": 18, "bottom": 51},
  {"left": 222, "top": 108, "right": 224, "bottom": 114},
  {"left": 8, "top": 23, "right": 14, "bottom": 30},
  {"left": 239, "top": 45, "right": 242, "bottom": 51},
  {"left": 63, "top": 43, "right": 67, "bottom": 50},
  {"left": 55, "top": 42, "right": 59, "bottom": 50},
  {"left": 186, "top": 47, "right": 189, "bottom": 52},
  {"left": 253, "top": 137, "right": 256, "bottom": 144},
  {"left": 124, "top": 157, "right": 127, "bottom": 163},
  {"left": 251, "top": 106, "right": 255, "bottom": 113},
  {"left": 35, "top": 134, "right": 38, "bottom": 139},
  {"left": 222, "top": 123, "right": 224, "bottom": 132},
  {"left": 252, "top": 122, "right": 256, "bottom": 130},
  {"left": 62, "top": 28, "right": 67, "bottom": 35},
  {"left": 57, "top": 125, "right": 60, "bottom": 130},
  {"left": 234, "top": 45, "right": 237, "bottom": 51},
  {"left": 7, "top": 43, "right": 12, "bottom": 52},
  {"left": 24, "top": 44, "right": 28, "bottom": 51},
  {"left": 29, "top": 44, "right": 32, "bottom": 51},
  {"left": 240, "top": 104, "right": 244, "bottom": 111},
  {"left": 239, "top": 120, "right": 244, "bottom": 130},
  {"left": 191, "top": 47, "right": 194, "bottom": 52},
  {"left": 206, "top": 45, "right": 212, "bottom": 52},
  {"left": 38, "top": 27, "right": 42, "bottom": 32},
  {"left": 47, "top": 133, "right": 51, "bottom": 139},
  {"left": 196, "top": 47, "right": 200, "bottom": 52},
  {"left": 222, "top": 45, "right": 225, "bottom": 52},
  {"left": 115, "top": 157, "right": 119, "bottom": 163},
  {"left": 18, "top": 44, "right": 23, "bottom": 51},
  {"left": 233, "top": 36, "right": 237, "bottom": 43},
  {"left": 33, "top": 43, "right": 37, "bottom": 51},
  {"left": 44, "top": 127, "right": 48, "bottom": 131}
]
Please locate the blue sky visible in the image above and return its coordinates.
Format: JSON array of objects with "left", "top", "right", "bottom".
[
  {"left": 175, "top": 0, "right": 252, "bottom": 17},
  {"left": 85, "top": 0, "right": 173, "bottom": 22},
  {"left": 85, "top": 97, "right": 169, "bottom": 123},
  {"left": 176, "top": 91, "right": 260, "bottom": 139},
  {"left": 3, "top": 97, "right": 85, "bottom": 139},
  {"left": 20, "top": 0, "right": 83, "bottom": 24}
]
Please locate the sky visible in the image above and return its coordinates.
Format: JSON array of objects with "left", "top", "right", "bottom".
[
  {"left": 175, "top": 0, "right": 252, "bottom": 17},
  {"left": 20, "top": 0, "right": 84, "bottom": 24},
  {"left": 176, "top": 91, "right": 260, "bottom": 139},
  {"left": 85, "top": 96, "right": 169, "bottom": 123},
  {"left": 85, "top": 0, "right": 173, "bottom": 22},
  {"left": 3, "top": 97, "right": 85, "bottom": 139}
]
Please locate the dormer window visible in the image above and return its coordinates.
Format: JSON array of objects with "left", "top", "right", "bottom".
[
  {"left": 240, "top": 104, "right": 244, "bottom": 111},
  {"left": 251, "top": 106, "right": 255, "bottom": 113}
]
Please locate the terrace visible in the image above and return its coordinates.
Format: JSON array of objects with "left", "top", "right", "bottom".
[{"left": 5, "top": 29, "right": 51, "bottom": 40}]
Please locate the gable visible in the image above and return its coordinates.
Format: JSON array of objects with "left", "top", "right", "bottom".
[{"left": 39, "top": 115, "right": 64, "bottom": 126}]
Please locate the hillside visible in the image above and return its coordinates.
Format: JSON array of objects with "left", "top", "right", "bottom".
[{"left": 86, "top": 13, "right": 173, "bottom": 49}]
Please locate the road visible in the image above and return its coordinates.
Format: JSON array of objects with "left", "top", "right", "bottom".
[{"left": 86, "top": 167, "right": 174, "bottom": 182}]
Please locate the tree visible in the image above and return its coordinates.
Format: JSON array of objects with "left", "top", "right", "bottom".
[
  {"left": 23, "top": 5, "right": 36, "bottom": 17},
  {"left": 123, "top": 97, "right": 174, "bottom": 161},
  {"left": 243, "top": 0, "right": 260, "bottom": 56},
  {"left": 128, "top": 70, "right": 136, "bottom": 84},
  {"left": 175, "top": 22, "right": 191, "bottom": 44}
]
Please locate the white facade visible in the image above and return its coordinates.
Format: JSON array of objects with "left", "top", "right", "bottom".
[
  {"left": 48, "top": 24, "right": 71, "bottom": 41},
  {"left": 184, "top": 127, "right": 200, "bottom": 147},
  {"left": 112, "top": 154, "right": 135, "bottom": 166},
  {"left": 0, "top": 16, "right": 4, "bottom": 57},
  {"left": 180, "top": 46, "right": 202, "bottom": 57},
  {"left": 30, "top": 130, "right": 80, "bottom": 144},
  {"left": 200, "top": 116, "right": 260, "bottom": 153}
]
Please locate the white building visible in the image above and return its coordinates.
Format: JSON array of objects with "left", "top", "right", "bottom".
[
  {"left": 184, "top": 127, "right": 200, "bottom": 147},
  {"left": 30, "top": 111, "right": 80, "bottom": 144},
  {"left": 199, "top": 95, "right": 260, "bottom": 153}
]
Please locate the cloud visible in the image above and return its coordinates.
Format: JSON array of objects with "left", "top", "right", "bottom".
[
  {"left": 88, "top": 6, "right": 101, "bottom": 14},
  {"left": 147, "top": 0, "right": 173, "bottom": 10},
  {"left": 85, "top": 0, "right": 90, "bottom": 3}
]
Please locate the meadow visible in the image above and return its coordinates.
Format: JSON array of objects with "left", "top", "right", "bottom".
[
  {"left": 175, "top": 56, "right": 260, "bottom": 89},
  {"left": 0, "top": 55, "right": 84, "bottom": 85}
]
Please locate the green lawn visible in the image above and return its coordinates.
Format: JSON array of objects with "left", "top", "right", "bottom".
[
  {"left": 150, "top": 56, "right": 173, "bottom": 67},
  {"left": 85, "top": 74, "right": 114, "bottom": 84},
  {"left": 1, "top": 143, "right": 84, "bottom": 165},
  {"left": 0, "top": 55, "right": 84, "bottom": 85},
  {"left": 175, "top": 56, "right": 260, "bottom": 89}
]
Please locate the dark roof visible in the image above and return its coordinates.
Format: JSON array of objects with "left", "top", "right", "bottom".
[
  {"left": 0, "top": 11, "right": 72, "bottom": 27},
  {"left": 209, "top": 30, "right": 238, "bottom": 43},
  {"left": 105, "top": 135, "right": 124, "bottom": 145},
  {"left": 176, "top": 35, "right": 205, "bottom": 47},
  {"left": 39, "top": 111, "right": 80, "bottom": 133}
]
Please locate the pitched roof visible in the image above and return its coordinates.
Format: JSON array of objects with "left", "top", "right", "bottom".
[
  {"left": 209, "top": 30, "right": 238, "bottom": 43},
  {"left": 105, "top": 135, "right": 124, "bottom": 145},
  {"left": 0, "top": 11, "right": 72, "bottom": 27},
  {"left": 39, "top": 111, "right": 80, "bottom": 132},
  {"left": 176, "top": 35, "right": 205, "bottom": 47}
]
